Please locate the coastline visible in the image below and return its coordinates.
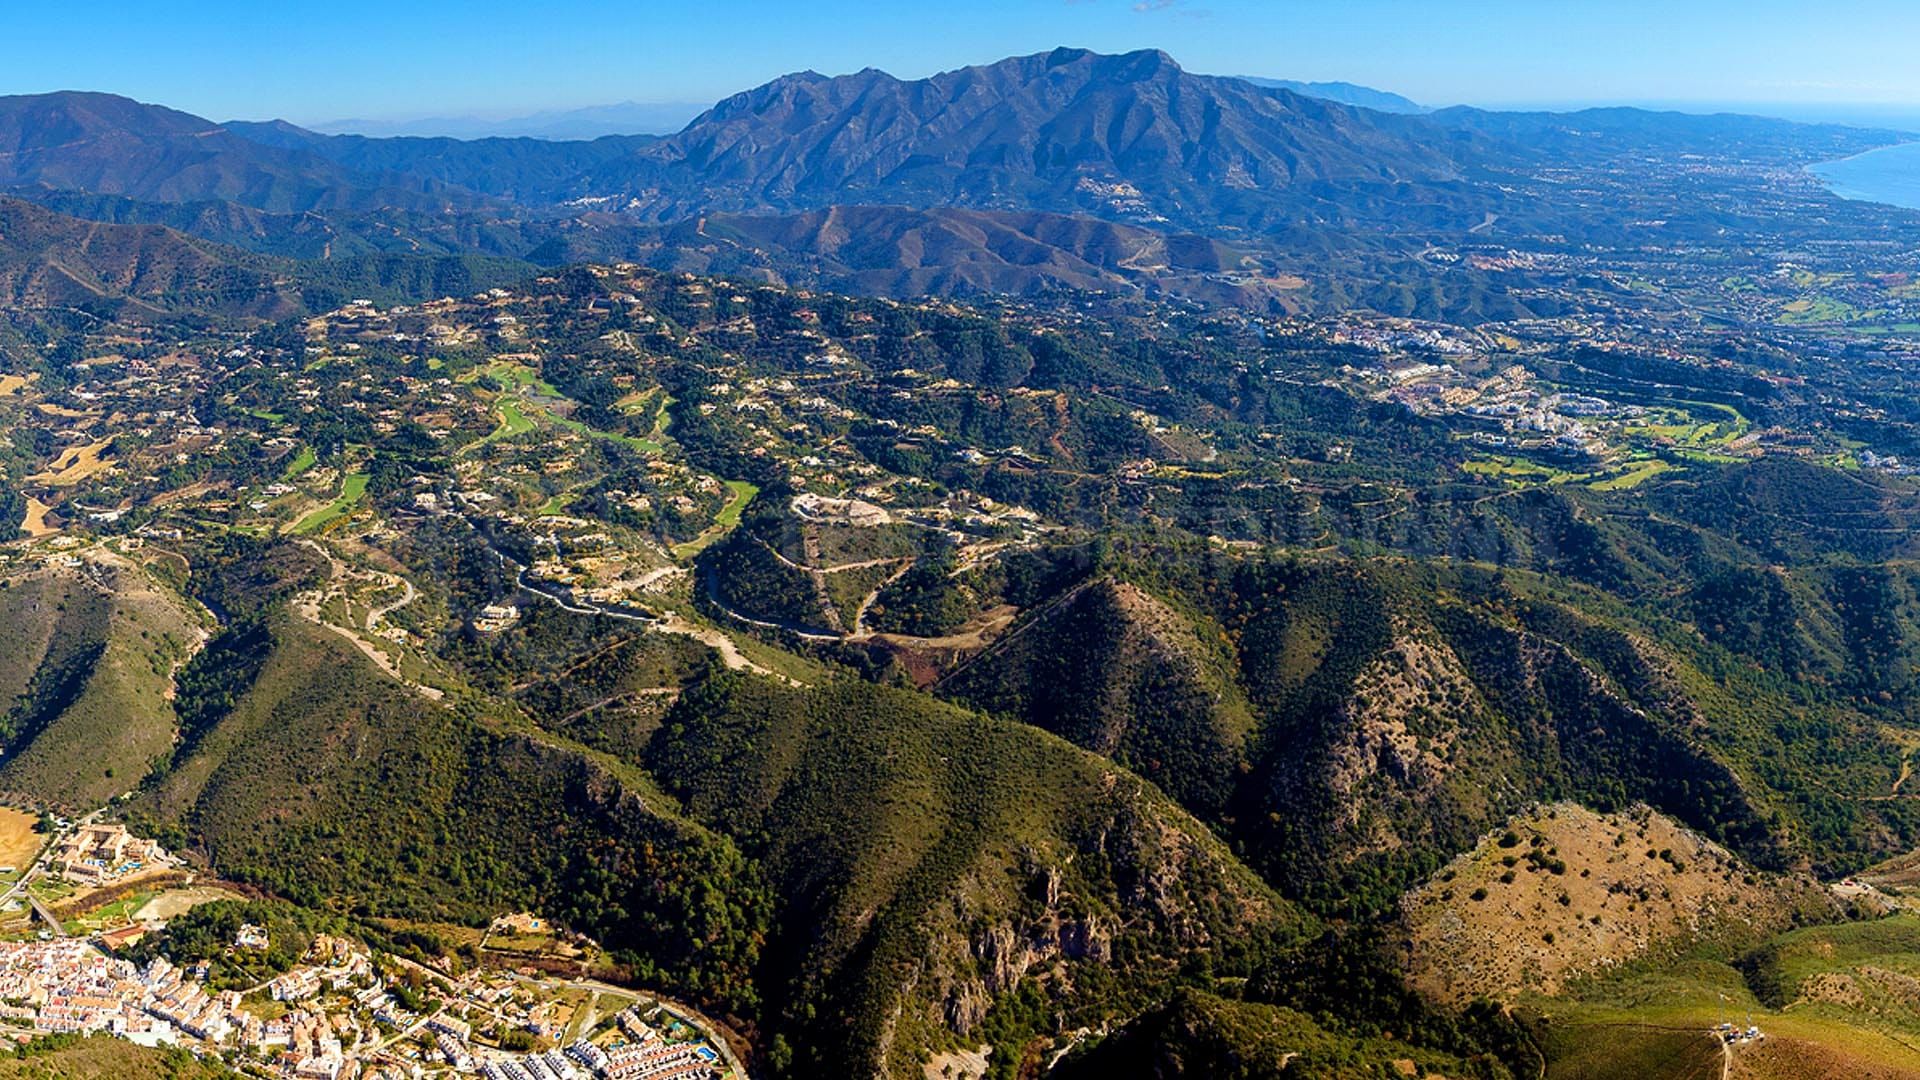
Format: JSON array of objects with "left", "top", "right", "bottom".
[{"left": 1809, "top": 139, "right": 1920, "bottom": 210}]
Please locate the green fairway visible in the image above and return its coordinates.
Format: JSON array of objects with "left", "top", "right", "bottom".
[
  {"left": 716, "top": 479, "right": 757, "bottom": 525},
  {"left": 293, "top": 472, "right": 370, "bottom": 534},
  {"left": 460, "top": 359, "right": 560, "bottom": 396},
  {"left": 465, "top": 399, "right": 536, "bottom": 453},
  {"left": 540, "top": 403, "right": 666, "bottom": 454},
  {"left": 1776, "top": 295, "right": 1860, "bottom": 325},
  {"left": 1461, "top": 455, "right": 1590, "bottom": 484},
  {"left": 282, "top": 445, "right": 317, "bottom": 479},
  {"left": 496, "top": 400, "right": 535, "bottom": 437},
  {"left": 1590, "top": 459, "right": 1675, "bottom": 491},
  {"left": 671, "top": 480, "right": 760, "bottom": 558}
]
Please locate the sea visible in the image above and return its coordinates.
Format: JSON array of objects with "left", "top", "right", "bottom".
[{"left": 1811, "top": 142, "right": 1920, "bottom": 211}]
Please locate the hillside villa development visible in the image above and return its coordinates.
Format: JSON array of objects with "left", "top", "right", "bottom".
[
  {"left": 50, "top": 823, "right": 176, "bottom": 886},
  {"left": 0, "top": 928, "right": 731, "bottom": 1080}
]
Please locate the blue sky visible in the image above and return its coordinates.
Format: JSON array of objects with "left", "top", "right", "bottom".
[{"left": 11, "top": 0, "right": 1920, "bottom": 125}]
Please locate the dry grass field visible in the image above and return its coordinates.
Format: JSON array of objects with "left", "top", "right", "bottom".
[
  {"left": 18, "top": 495, "right": 56, "bottom": 537},
  {"left": 1402, "top": 803, "right": 1832, "bottom": 1002},
  {"left": 133, "top": 885, "right": 247, "bottom": 922},
  {"left": 28, "top": 439, "right": 115, "bottom": 485},
  {"left": 0, "top": 808, "right": 43, "bottom": 872}
]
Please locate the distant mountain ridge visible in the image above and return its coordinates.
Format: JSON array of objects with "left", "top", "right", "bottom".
[
  {"left": 0, "top": 196, "right": 530, "bottom": 317},
  {"left": 0, "top": 91, "right": 488, "bottom": 214},
  {"left": 1236, "top": 76, "right": 1426, "bottom": 114},
  {"left": 307, "top": 100, "right": 707, "bottom": 140},
  {"left": 221, "top": 119, "right": 655, "bottom": 202},
  {"left": 595, "top": 206, "right": 1292, "bottom": 307},
  {"left": 2, "top": 55, "right": 1894, "bottom": 234}
]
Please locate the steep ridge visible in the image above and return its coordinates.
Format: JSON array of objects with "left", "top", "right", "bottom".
[
  {"left": 0, "top": 197, "right": 532, "bottom": 316},
  {"left": 138, "top": 610, "right": 771, "bottom": 1009},
  {"left": 0, "top": 195, "right": 304, "bottom": 316},
  {"left": 941, "top": 578, "right": 1255, "bottom": 816},
  {"left": 221, "top": 120, "right": 653, "bottom": 202},
  {"left": 49, "top": 533, "right": 1323, "bottom": 1075},
  {"left": 0, "top": 553, "right": 205, "bottom": 808},
  {"left": 607, "top": 206, "right": 1286, "bottom": 306},
  {"left": 1051, "top": 989, "right": 1479, "bottom": 1079},
  {"left": 645, "top": 674, "right": 1308, "bottom": 1077},
  {"left": 918, "top": 559, "right": 1784, "bottom": 920}
]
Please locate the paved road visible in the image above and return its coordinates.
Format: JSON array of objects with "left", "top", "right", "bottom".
[
  {"left": 25, "top": 889, "right": 64, "bottom": 937},
  {"left": 0, "top": 812, "right": 91, "bottom": 937}
]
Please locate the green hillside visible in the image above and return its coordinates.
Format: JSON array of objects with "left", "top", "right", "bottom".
[
  {"left": 1052, "top": 989, "right": 1490, "bottom": 1080},
  {"left": 0, "top": 556, "right": 203, "bottom": 807},
  {"left": 0, "top": 1035, "right": 238, "bottom": 1079},
  {"left": 646, "top": 674, "right": 1310, "bottom": 1077},
  {"left": 137, "top": 611, "right": 770, "bottom": 1008}
]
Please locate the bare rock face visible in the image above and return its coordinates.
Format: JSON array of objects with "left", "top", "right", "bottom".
[
  {"left": 918, "top": 787, "right": 1287, "bottom": 1056},
  {"left": 974, "top": 923, "right": 1031, "bottom": 996},
  {"left": 942, "top": 978, "right": 990, "bottom": 1035},
  {"left": 1326, "top": 625, "right": 1476, "bottom": 843},
  {"left": 1059, "top": 916, "right": 1113, "bottom": 963}
]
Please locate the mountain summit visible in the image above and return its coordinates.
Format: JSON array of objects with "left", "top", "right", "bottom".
[{"left": 576, "top": 47, "right": 1470, "bottom": 226}]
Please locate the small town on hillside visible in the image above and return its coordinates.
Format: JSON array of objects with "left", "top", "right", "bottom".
[{"left": 0, "top": 810, "right": 736, "bottom": 1080}]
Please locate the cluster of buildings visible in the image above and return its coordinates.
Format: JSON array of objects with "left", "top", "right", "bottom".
[
  {"left": 425, "top": 1004, "right": 721, "bottom": 1080},
  {"left": 1861, "top": 450, "right": 1920, "bottom": 475},
  {"left": 0, "top": 920, "right": 733, "bottom": 1080},
  {"left": 49, "top": 823, "right": 175, "bottom": 886},
  {"left": 471, "top": 1006, "right": 718, "bottom": 1080},
  {"left": 0, "top": 931, "right": 378, "bottom": 1078}
]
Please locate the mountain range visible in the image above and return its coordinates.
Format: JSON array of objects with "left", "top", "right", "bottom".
[
  {"left": 0, "top": 48, "right": 1902, "bottom": 322},
  {"left": 9, "top": 62, "right": 1920, "bottom": 1072}
]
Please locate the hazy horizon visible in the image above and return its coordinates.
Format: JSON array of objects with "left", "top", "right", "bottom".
[{"left": 273, "top": 92, "right": 1920, "bottom": 143}]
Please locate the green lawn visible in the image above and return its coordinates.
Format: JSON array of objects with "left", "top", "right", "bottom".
[
  {"left": 465, "top": 400, "right": 536, "bottom": 454},
  {"left": 716, "top": 480, "right": 757, "bottom": 526},
  {"left": 293, "top": 472, "right": 370, "bottom": 534},
  {"left": 457, "top": 359, "right": 559, "bottom": 394},
  {"left": 1533, "top": 932, "right": 1920, "bottom": 1077},
  {"left": 496, "top": 401, "right": 535, "bottom": 436},
  {"left": 1776, "top": 295, "right": 1861, "bottom": 325},
  {"left": 1461, "top": 455, "right": 1588, "bottom": 485}
]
